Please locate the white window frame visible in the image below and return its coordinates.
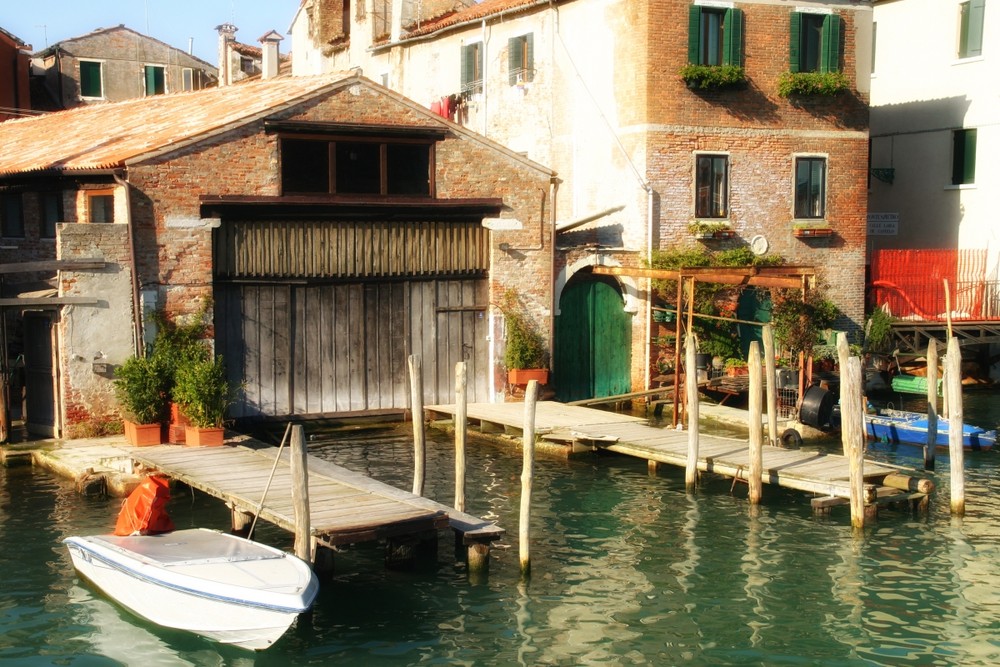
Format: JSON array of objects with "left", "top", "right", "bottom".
[
  {"left": 79, "top": 59, "right": 105, "bottom": 99},
  {"left": 693, "top": 151, "right": 730, "bottom": 219},
  {"left": 792, "top": 154, "right": 828, "bottom": 221}
]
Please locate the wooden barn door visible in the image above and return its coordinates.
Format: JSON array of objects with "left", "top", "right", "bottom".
[
  {"left": 22, "top": 312, "right": 59, "bottom": 437},
  {"left": 217, "top": 279, "right": 488, "bottom": 420},
  {"left": 554, "top": 277, "right": 632, "bottom": 402}
]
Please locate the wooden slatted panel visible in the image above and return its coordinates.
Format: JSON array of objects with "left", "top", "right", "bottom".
[
  {"left": 214, "top": 220, "right": 488, "bottom": 280},
  {"left": 219, "top": 279, "right": 487, "bottom": 420}
]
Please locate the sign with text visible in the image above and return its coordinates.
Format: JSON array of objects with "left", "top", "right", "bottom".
[{"left": 867, "top": 213, "right": 898, "bottom": 236}]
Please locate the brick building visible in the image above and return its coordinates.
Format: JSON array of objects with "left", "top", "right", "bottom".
[
  {"left": 32, "top": 25, "right": 217, "bottom": 110},
  {"left": 0, "top": 26, "right": 32, "bottom": 121},
  {"left": 291, "top": 0, "right": 873, "bottom": 401},
  {"left": 0, "top": 73, "right": 553, "bottom": 438}
]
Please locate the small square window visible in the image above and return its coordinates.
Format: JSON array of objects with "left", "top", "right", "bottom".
[
  {"left": 695, "top": 154, "right": 728, "bottom": 218},
  {"left": 1, "top": 193, "right": 24, "bottom": 238},
  {"left": 952, "top": 129, "right": 976, "bottom": 185},
  {"left": 87, "top": 190, "right": 115, "bottom": 223},
  {"left": 794, "top": 157, "right": 826, "bottom": 219}
]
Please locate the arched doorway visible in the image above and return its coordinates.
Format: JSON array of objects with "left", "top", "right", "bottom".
[{"left": 554, "top": 275, "right": 632, "bottom": 402}]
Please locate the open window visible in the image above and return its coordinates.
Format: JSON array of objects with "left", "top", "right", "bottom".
[
  {"left": 144, "top": 65, "right": 166, "bottom": 96},
  {"left": 790, "top": 11, "right": 841, "bottom": 73},
  {"left": 461, "top": 42, "right": 484, "bottom": 96},
  {"left": 952, "top": 129, "right": 977, "bottom": 186},
  {"left": 508, "top": 34, "right": 534, "bottom": 85},
  {"left": 688, "top": 5, "right": 743, "bottom": 66}
]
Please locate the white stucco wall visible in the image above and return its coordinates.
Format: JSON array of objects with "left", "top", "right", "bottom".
[{"left": 869, "top": 0, "right": 999, "bottom": 270}]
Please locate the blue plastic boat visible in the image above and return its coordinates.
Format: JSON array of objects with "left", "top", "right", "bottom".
[{"left": 865, "top": 408, "right": 996, "bottom": 452}]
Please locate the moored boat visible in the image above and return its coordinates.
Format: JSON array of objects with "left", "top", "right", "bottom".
[
  {"left": 865, "top": 408, "right": 996, "bottom": 452},
  {"left": 64, "top": 528, "right": 319, "bottom": 650}
]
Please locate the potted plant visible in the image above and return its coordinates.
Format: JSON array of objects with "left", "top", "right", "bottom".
[
  {"left": 724, "top": 357, "right": 748, "bottom": 377},
  {"left": 777, "top": 71, "right": 849, "bottom": 98},
  {"left": 114, "top": 355, "right": 168, "bottom": 446},
  {"left": 792, "top": 222, "right": 833, "bottom": 238},
  {"left": 172, "top": 355, "right": 233, "bottom": 447},
  {"left": 148, "top": 309, "right": 211, "bottom": 443},
  {"left": 688, "top": 220, "right": 736, "bottom": 240},
  {"left": 679, "top": 64, "right": 747, "bottom": 91},
  {"left": 499, "top": 288, "right": 549, "bottom": 386}
]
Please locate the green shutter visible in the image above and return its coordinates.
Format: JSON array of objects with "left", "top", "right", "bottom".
[
  {"left": 80, "top": 61, "right": 102, "bottom": 97},
  {"left": 508, "top": 37, "right": 521, "bottom": 85},
  {"left": 526, "top": 33, "right": 534, "bottom": 80},
  {"left": 965, "top": 129, "right": 978, "bottom": 183},
  {"left": 723, "top": 7, "right": 743, "bottom": 67},
  {"left": 968, "top": 0, "right": 985, "bottom": 57},
  {"left": 688, "top": 5, "right": 702, "bottom": 64},
  {"left": 953, "top": 129, "right": 977, "bottom": 185},
  {"left": 461, "top": 44, "right": 472, "bottom": 90},
  {"left": 822, "top": 14, "right": 841, "bottom": 73},
  {"left": 789, "top": 11, "right": 802, "bottom": 73}
]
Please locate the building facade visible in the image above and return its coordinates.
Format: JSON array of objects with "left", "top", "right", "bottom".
[
  {"left": 32, "top": 25, "right": 217, "bottom": 109},
  {"left": 290, "top": 0, "right": 873, "bottom": 399},
  {"left": 0, "top": 26, "right": 32, "bottom": 121}
]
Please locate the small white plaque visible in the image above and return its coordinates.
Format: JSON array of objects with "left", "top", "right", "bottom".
[{"left": 482, "top": 218, "right": 523, "bottom": 231}]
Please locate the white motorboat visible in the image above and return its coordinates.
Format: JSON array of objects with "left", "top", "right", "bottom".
[{"left": 64, "top": 528, "right": 319, "bottom": 650}]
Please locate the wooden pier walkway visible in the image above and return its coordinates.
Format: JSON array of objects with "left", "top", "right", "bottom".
[
  {"left": 426, "top": 401, "right": 931, "bottom": 510},
  {"left": 129, "top": 440, "right": 504, "bottom": 549}
]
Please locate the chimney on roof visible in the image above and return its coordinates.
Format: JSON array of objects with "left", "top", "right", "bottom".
[
  {"left": 259, "top": 30, "right": 283, "bottom": 81},
  {"left": 216, "top": 23, "right": 237, "bottom": 86}
]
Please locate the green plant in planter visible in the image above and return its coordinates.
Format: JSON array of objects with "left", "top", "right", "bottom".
[
  {"left": 777, "top": 71, "right": 849, "bottom": 97},
  {"left": 688, "top": 220, "right": 733, "bottom": 237},
  {"left": 724, "top": 357, "right": 748, "bottom": 370},
  {"left": 148, "top": 309, "right": 211, "bottom": 404},
  {"left": 114, "top": 355, "right": 169, "bottom": 424},
  {"left": 771, "top": 289, "right": 839, "bottom": 358},
  {"left": 864, "top": 306, "right": 895, "bottom": 354},
  {"left": 498, "top": 288, "right": 547, "bottom": 371},
  {"left": 172, "top": 356, "right": 233, "bottom": 428},
  {"left": 680, "top": 64, "right": 746, "bottom": 90}
]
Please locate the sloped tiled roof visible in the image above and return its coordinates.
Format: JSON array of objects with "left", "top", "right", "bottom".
[
  {"left": 34, "top": 24, "right": 216, "bottom": 70},
  {"left": 0, "top": 73, "right": 353, "bottom": 176},
  {"left": 404, "top": 0, "right": 544, "bottom": 38}
]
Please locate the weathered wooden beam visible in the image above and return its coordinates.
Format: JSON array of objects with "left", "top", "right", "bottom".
[
  {"left": 0, "top": 259, "right": 106, "bottom": 274},
  {"left": 0, "top": 297, "right": 100, "bottom": 306},
  {"left": 591, "top": 266, "right": 808, "bottom": 289}
]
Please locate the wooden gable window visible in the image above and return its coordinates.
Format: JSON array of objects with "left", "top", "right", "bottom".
[
  {"left": 790, "top": 11, "right": 841, "bottom": 73},
  {"left": 688, "top": 5, "right": 743, "bottom": 66},
  {"left": 281, "top": 137, "right": 433, "bottom": 196}
]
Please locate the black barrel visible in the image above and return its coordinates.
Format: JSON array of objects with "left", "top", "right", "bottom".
[{"left": 799, "top": 385, "right": 834, "bottom": 428}]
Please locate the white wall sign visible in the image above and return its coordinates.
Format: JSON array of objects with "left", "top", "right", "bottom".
[
  {"left": 482, "top": 218, "right": 523, "bottom": 231},
  {"left": 867, "top": 213, "right": 898, "bottom": 236}
]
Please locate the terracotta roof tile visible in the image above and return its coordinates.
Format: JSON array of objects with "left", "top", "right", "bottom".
[
  {"left": 0, "top": 73, "right": 353, "bottom": 176},
  {"left": 405, "top": 0, "right": 543, "bottom": 38}
]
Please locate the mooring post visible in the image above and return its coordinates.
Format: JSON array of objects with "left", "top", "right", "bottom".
[
  {"left": 230, "top": 504, "right": 252, "bottom": 536},
  {"left": 762, "top": 324, "right": 778, "bottom": 447},
  {"left": 840, "top": 349, "right": 866, "bottom": 531},
  {"left": 836, "top": 334, "right": 853, "bottom": 457},
  {"left": 409, "top": 355, "right": 426, "bottom": 496},
  {"left": 519, "top": 379, "right": 538, "bottom": 579},
  {"left": 925, "top": 341, "right": 938, "bottom": 471},
  {"left": 748, "top": 341, "right": 763, "bottom": 504},
  {"left": 685, "top": 333, "right": 699, "bottom": 490},
  {"left": 290, "top": 424, "right": 313, "bottom": 563},
  {"left": 455, "top": 361, "right": 467, "bottom": 513},
  {"left": 946, "top": 337, "right": 965, "bottom": 516}
]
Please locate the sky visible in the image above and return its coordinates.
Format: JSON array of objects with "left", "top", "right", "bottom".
[{"left": 1, "top": 0, "right": 300, "bottom": 66}]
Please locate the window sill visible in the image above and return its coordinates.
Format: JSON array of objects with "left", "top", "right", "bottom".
[
  {"left": 953, "top": 56, "right": 984, "bottom": 66},
  {"left": 944, "top": 183, "right": 976, "bottom": 191},
  {"left": 792, "top": 226, "right": 833, "bottom": 238}
]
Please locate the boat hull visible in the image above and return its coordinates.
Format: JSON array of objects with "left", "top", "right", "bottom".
[
  {"left": 65, "top": 529, "right": 318, "bottom": 650},
  {"left": 865, "top": 409, "right": 996, "bottom": 452}
]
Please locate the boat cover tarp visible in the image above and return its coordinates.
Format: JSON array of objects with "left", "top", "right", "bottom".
[{"left": 115, "top": 476, "right": 175, "bottom": 536}]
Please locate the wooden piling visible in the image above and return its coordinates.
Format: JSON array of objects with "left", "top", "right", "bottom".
[
  {"left": 836, "top": 333, "right": 852, "bottom": 457},
  {"left": 519, "top": 380, "right": 539, "bottom": 578},
  {"left": 290, "top": 424, "right": 312, "bottom": 562},
  {"left": 762, "top": 324, "right": 778, "bottom": 448},
  {"left": 685, "top": 334, "right": 699, "bottom": 490},
  {"left": 748, "top": 341, "right": 763, "bottom": 504},
  {"left": 841, "top": 353, "right": 866, "bottom": 530},
  {"left": 408, "top": 355, "right": 426, "bottom": 496},
  {"left": 945, "top": 337, "right": 965, "bottom": 516},
  {"left": 455, "top": 361, "right": 467, "bottom": 513},
  {"left": 925, "top": 341, "right": 938, "bottom": 471}
]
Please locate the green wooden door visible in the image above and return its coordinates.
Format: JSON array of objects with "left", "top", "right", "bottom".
[
  {"left": 554, "top": 278, "right": 632, "bottom": 402},
  {"left": 737, "top": 287, "right": 772, "bottom": 359}
]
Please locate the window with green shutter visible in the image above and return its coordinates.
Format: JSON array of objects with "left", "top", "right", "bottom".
[
  {"left": 80, "top": 60, "right": 103, "bottom": 98},
  {"left": 144, "top": 65, "right": 166, "bottom": 96},
  {"left": 687, "top": 5, "right": 743, "bottom": 66},
  {"left": 952, "top": 129, "right": 977, "bottom": 185},
  {"left": 508, "top": 34, "right": 534, "bottom": 85},
  {"left": 461, "top": 43, "right": 484, "bottom": 95},
  {"left": 790, "top": 12, "right": 841, "bottom": 73},
  {"left": 959, "top": 0, "right": 985, "bottom": 58}
]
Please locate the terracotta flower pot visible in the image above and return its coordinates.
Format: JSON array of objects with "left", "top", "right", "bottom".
[
  {"left": 123, "top": 420, "right": 164, "bottom": 447},
  {"left": 184, "top": 425, "right": 225, "bottom": 447},
  {"left": 508, "top": 368, "right": 549, "bottom": 386}
]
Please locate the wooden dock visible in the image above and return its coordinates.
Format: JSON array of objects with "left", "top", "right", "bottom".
[
  {"left": 426, "top": 401, "right": 932, "bottom": 511},
  {"left": 129, "top": 440, "right": 504, "bottom": 550}
]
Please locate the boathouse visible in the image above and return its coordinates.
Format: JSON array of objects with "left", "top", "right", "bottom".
[{"left": 0, "top": 73, "right": 554, "bottom": 438}]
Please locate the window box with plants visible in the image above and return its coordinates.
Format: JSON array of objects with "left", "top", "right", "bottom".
[
  {"left": 679, "top": 64, "right": 747, "bottom": 91},
  {"left": 792, "top": 223, "right": 834, "bottom": 238},
  {"left": 173, "top": 355, "right": 235, "bottom": 447},
  {"left": 688, "top": 221, "right": 736, "bottom": 240},
  {"left": 114, "top": 355, "right": 168, "bottom": 446},
  {"left": 499, "top": 288, "right": 549, "bottom": 387},
  {"left": 777, "top": 71, "right": 848, "bottom": 98}
]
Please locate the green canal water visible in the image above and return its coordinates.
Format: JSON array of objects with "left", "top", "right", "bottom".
[{"left": 2, "top": 392, "right": 1000, "bottom": 665}]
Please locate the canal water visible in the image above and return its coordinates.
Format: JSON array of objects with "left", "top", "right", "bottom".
[{"left": 2, "top": 391, "right": 1000, "bottom": 665}]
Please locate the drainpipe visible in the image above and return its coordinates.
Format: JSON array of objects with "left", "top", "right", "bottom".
[
  {"left": 481, "top": 20, "right": 489, "bottom": 138},
  {"left": 549, "top": 177, "right": 559, "bottom": 376},
  {"left": 114, "top": 173, "right": 144, "bottom": 357},
  {"left": 644, "top": 184, "right": 654, "bottom": 392}
]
